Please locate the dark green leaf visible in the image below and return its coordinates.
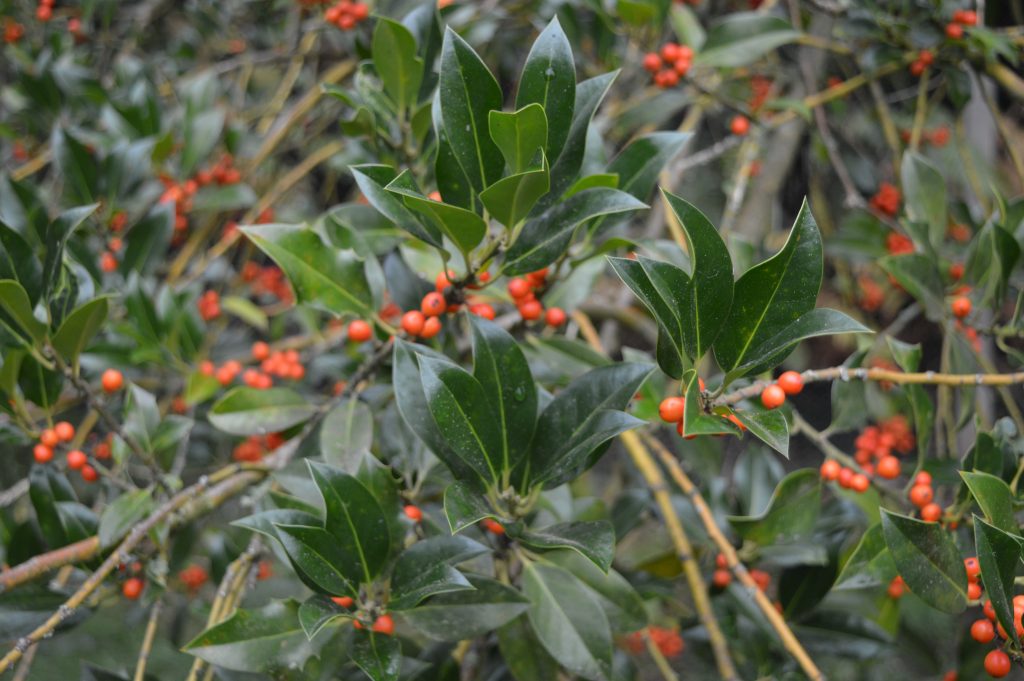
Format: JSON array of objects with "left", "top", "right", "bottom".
[
  {"left": 350, "top": 165, "right": 443, "bottom": 247},
  {"left": 546, "top": 550, "right": 647, "bottom": 633},
  {"left": 504, "top": 188, "right": 646, "bottom": 275},
  {"left": 390, "top": 535, "right": 488, "bottom": 610},
  {"left": 208, "top": 387, "right": 316, "bottom": 436},
  {"left": 386, "top": 173, "right": 487, "bottom": 253},
  {"left": 901, "top": 151, "right": 947, "bottom": 250},
  {"left": 98, "top": 489, "right": 153, "bottom": 549},
  {"left": 0, "top": 279, "right": 47, "bottom": 344},
  {"left": 51, "top": 296, "right": 109, "bottom": 371},
  {"left": 0, "top": 223, "right": 41, "bottom": 302},
  {"left": 834, "top": 524, "right": 897, "bottom": 590},
  {"left": 351, "top": 632, "right": 401, "bottom": 681},
  {"left": 880, "top": 509, "right": 967, "bottom": 614},
  {"left": 728, "top": 469, "right": 821, "bottom": 544},
  {"left": 695, "top": 13, "right": 800, "bottom": 67},
  {"left": 273, "top": 523, "right": 360, "bottom": 596},
  {"left": 403, "top": 574, "right": 529, "bottom": 641},
  {"left": 608, "top": 134, "right": 690, "bottom": 201},
  {"left": 515, "top": 17, "right": 575, "bottom": 161},
  {"left": 518, "top": 521, "right": 614, "bottom": 572},
  {"left": 960, "top": 471, "right": 1017, "bottom": 533},
  {"left": 878, "top": 254, "right": 945, "bottom": 320},
  {"left": 443, "top": 480, "right": 495, "bottom": 533},
  {"left": 298, "top": 594, "right": 348, "bottom": 640},
  {"left": 498, "top": 615, "right": 560, "bottom": 681},
  {"left": 523, "top": 563, "right": 611, "bottom": 681},
  {"left": 975, "top": 517, "right": 1022, "bottom": 647},
  {"left": 732, "top": 408, "right": 789, "bottom": 458},
  {"left": 479, "top": 164, "right": 550, "bottom": 229},
  {"left": 546, "top": 72, "right": 617, "bottom": 202}
]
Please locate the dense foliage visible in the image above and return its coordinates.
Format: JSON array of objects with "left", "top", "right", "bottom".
[{"left": 1, "top": 0, "right": 1024, "bottom": 679}]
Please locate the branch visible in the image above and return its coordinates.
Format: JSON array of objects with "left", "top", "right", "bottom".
[
  {"left": 641, "top": 432, "right": 825, "bottom": 681},
  {"left": 132, "top": 599, "right": 163, "bottom": 681},
  {"left": 573, "top": 312, "right": 740, "bottom": 681}
]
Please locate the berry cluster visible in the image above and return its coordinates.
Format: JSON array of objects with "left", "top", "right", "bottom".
[
  {"left": 241, "top": 261, "right": 295, "bottom": 305},
  {"left": 324, "top": 1, "right": 369, "bottom": 30},
  {"left": 971, "top": 593, "right": 1022, "bottom": 677},
  {"left": 854, "top": 415, "right": 915, "bottom": 469},
  {"left": 506, "top": 269, "right": 566, "bottom": 325},
  {"left": 760, "top": 369, "right": 804, "bottom": 409},
  {"left": 621, "top": 627, "right": 685, "bottom": 657},
  {"left": 945, "top": 9, "right": 977, "bottom": 40},
  {"left": 332, "top": 594, "right": 395, "bottom": 635},
  {"left": 253, "top": 341, "right": 305, "bottom": 382},
  {"left": 232, "top": 432, "right": 285, "bottom": 462},
  {"left": 869, "top": 182, "right": 901, "bottom": 216},
  {"left": 819, "top": 459, "right": 871, "bottom": 493},
  {"left": 198, "top": 290, "right": 221, "bottom": 321},
  {"left": 907, "top": 470, "right": 943, "bottom": 522},
  {"left": 908, "top": 49, "right": 934, "bottom": 77},
  {"left": 178, "top": 564, "right": 209, "bottom": 592},
  {"left": 158, "top": 154, "right": 242, "bottom": 244},
  {"left": 643, "top": 43, "right": 693, "bottom": 88}
]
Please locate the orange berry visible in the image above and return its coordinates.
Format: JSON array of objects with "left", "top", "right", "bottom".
[
  {"left": 715, "top": 554, "right": 728, "bottom": 569},
  {"left": 348, "top": 320, "right": 373, "bottom": 342},
  {"left": 643, "top": 53, "right": 662, "bottom": 73},
  {"left": 887, "top": 577, "right": 905, "bottom": 599},
  {"left": 507, "top": 278, "right": 531, "bottom": 299},
  {"left": 470, "top": 304, "right": 496, "bottom": 320},
  {"left": 945, "top": 23, "right": 964, "bottom": 40},
  {"left": 40, "top": 429, "right": 59, "bottom": 448},
  {"left": 545, "top": 307, "right": 567, "bottom": 327},
  {"left": 482, "top": 518, "right": 505, "bottom": 535},
  {"left": 101, "top": 369, "right": 124, "bottom": 393},
  {"left": 401, "top": 310, "right": 426, "bottom": 336},
  {"left": 776, "top": 371, "right": 804, "bottom": 395},
  {"left": 435, "top": 270, "right": 457, "bottom": 292},
  {"left": 951, "top": 296, "right": 971, "bottom": 319},
  {"left": 54, "top": 421, "right": 75, "bottom": 442},
  {"left": 971, "top": 618, "right": 996, "bottom": 643},
  {"left": 66, "top": 450, "right": 87, "bottom": 470},
  {"left": 820, "top": 460, "right": 841, "bottom": 481},
  {"left": 518, "top": 300, "right": 543, "bottom": 321},
  {"left": 964, "top": 557, "right": 981, "bottom": 580},
  {"left": 850, "top": 474, "right": 870, "bottom": 493},
  {"left": 331, "top": 596, "right": 354, "bottom": 608},
  {"left": 33, "top": 444, "right": 53, "bottom": 464},
  {"left": 760, "top": 384, "right": 785, "bottom": 409},
  {"left": 122, "top": 577, "right": 144, "bottom": 600},
  {"left": 372, "top": 614, "right": 394, "bottom": 635},
  {"left": 876, "top": 456, "right": 901, "bottom": 479},
  {"left": 837, "top": 467, "right": 854, "bottom": 488},
  {"left": 712, "top": 569, "right": 732, "bottom": 588},
  {"left": 420, "top": 316, "right": 442, "bottom": 339},
  {"left": 984, "top": 649, "right": 1011, "bottom": 678},
  {"left": 730, "top": 115, "right": 750, "bottom": 136},
  {"left": 914, "top": 471, "right": 932, "bottom": 486},
  {"left": 421, "top": 292, "right": 447, "bottom": 317},
  {"left": 908, "top": 484, "right": 933, "bottom": 508},
  {"left": 920, "top": 503, "right": 942, "bottom": 522},
  {"left": 252, "top": 341, "right": 270, "bottom": 361},
  {"left": 81, "top": 465, "right": 99, "bottom": 483},
  {"left": 967, "top": 581, "right": 982, "bottom": 600},
  {"left": 658, "top": 397, "right": 686, "bottom": 423},
  {"left": 403, "top": 505, "right": 423, "bottom": 522}
]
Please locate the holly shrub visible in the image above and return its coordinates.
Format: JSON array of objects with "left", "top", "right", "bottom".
[{"left": 2, "top": 0, "right": 1024, "bottom": 680}]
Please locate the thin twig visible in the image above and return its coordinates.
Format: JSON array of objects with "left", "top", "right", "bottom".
[{"left": 133, "top": 599, "right": 163, "bottom": 681}]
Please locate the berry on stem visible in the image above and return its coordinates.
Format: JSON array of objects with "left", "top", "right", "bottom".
[
  {"left": 122, "top": 577, "right": 144, "bottom": 600},
  {"left": 401, "top": 310, "right": 426, "bottom": 336},
  {"left": 659, "top": 397, "right": 686, "bottom": 423},
  {"left": 67, "top": 450, "right": 87, "bottom": 470},
  {"left": 951, "top": 296, "right": 971, "bottom": 319},
  {"left": 403, "top": 505, "right": 423, "bottom": 522},
  {"left": 776, "top": 371, "right": 804, "bottom": 395},
  {"left": 970, "top": 618, "right": 995, "bottom": 644},
  {"left": 348, "top": 320, "right": 373, "bottom": 342},
  {"left": 984, "top": 649, "right": 1010, "bottom": 678},
  {"left": 421, "top": 292, "right": 447, "bottom": 317},
  {"left": 730, "top": 115, "right": 750, "bottom": 136},
  {"left": 101, "top": 369, "right": 124, "bottom": 393},
  {"left": 760, "top": 384, "right": 785, "bottom": 409}
]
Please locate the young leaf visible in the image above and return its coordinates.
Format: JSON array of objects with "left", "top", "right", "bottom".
[
  {"left": 517, "top": 521, "right": 615, "bottom": 572},
  {"left": 0, "top": 279, "right": 47, "bottom": 344},
  {"left": 372, "top": 17, "right": 424, "bottom": 114},
  {"left": 350, "top": 165, "right": 443, "bottom": 247},
  {"left": 386, "top": 172, "right": 487, "bottom": 253},
  {"left": 350, "top": 632, "right": 401, "bottom": 681},
  {"left": 523, "top": 562, "right": 612, "bottom": 681},
  {"left": 515, "top": 17, "right": 575, "bottom": 161},
  {"left": 439, "top": 28, "right": 504, "bottom": 194},
  {"left": 714, "top": 200, "right": 822, "bottom": 377},
  {"left": 975, "top": 517, "right": 1023, "bottom": 647},
  {"left": 403, "top": 574, "right": 530, "bottom": 641},
  {"left": 960, "top": 471, "right": 1017, "bottom": 533},
  {"left": 469, "top": 315, "right": 538, "bottom": 482},
  {"left": 479, "top": 163, "right": 550, "bottom": 229},
  {"left": 489, "top": 105, "right": 548, "bottom": 174},
  {"left": 242, "top": 224, "right": 374, "bottom": 317},
  {"left": 663, "top": 191, "right": 734, "bottom": 360},
  {"left": 880, "top": 509, "right": 967, "bottom": 614},
  {"left": 208, "top": 387, "right": 316, "bottom": 436},
  {"left": 528, "top": 362, "right": 653, "bottom": 488},
  {"left": 681, "top": 371, "right": 741, "bottom": 438},
  {"left": 418, "top": 355, "right": 504, "bottom": 486},
  {"left": 728, "top": 469, "right": 821, "bottom": 544},
  {"left": 51, "top": 296, "right": 109, "bottom": 370},
  {"left": 503, "top": 188, "right": 646, "bottom": 275},
  {"left": 901, "top": 151, "right": 947, "bottom": 250}
]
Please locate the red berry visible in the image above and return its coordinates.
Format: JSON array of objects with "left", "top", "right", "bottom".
[
  {"left": 984, "top": 650, "right": 1011, "bottom": 678},
  {"left": 435, "top": 270, "right": 456, "bottom": 292},
  {"left": 372, "top": 614, "right": 394, "bottom": 635},
  {"left": 252, "top": 341, "right": 270, "bottom": 361},
  {"left": 715, "top": 554, "right": 728, "bottom": 569},
  {"left": 949, "top": 263, "right": 964, "bottom": 280},
  {"left": 951, "top": 296, "right": 971, "bottom": 318},
  {"left": 760, "top": 385, "right": 785, "bottom": 409},
  {"left": 421, "top": 292, "right": 447, "bottom": 317},
  {"left": 482, "top": 518, "right": 505, "bottom": 535},
  {"left": 965, "top": 557, "right": 981, "bottom": 580},
  {"left": 545, "top": 307, "right": 567, "bottom": 327},
  {"left": 837, "top": 467, "right": 854, "bottom": 488},
  {"left": 40, "top": 429, "right": 59, "bottom": 448},
  {"left": 658, "top": 69, "right": 679, "bottom": 87},
  {"left": 331, "top": 596, "right": 354, "bottom": 608},
  {"left": 66, "top": 450, "right": 87, "bottom": 470},
  {"left": 959, "top": 10, "right": 977, "bottom": 25},
  {"left": 659, "top": 397, "right": 686, "bottom": 423},
  {"left": 945, "top": 23, "right": 964, "bottom": 39},
  {"left": 33, "top": 444, "right": 53, "bottom": 464},
  {"left": 673, "top": 58, "right": 691, "bottom": 77},
  {"left": 820, "top": 460, "right": 841, "bottom": 481},
  {"left": 54, "top": 421, "right": 75, "bottom": 442},
  {"left": 81, "top": 465, "right": 98, "bottom": 482},
  {"left": 914, "top": 471, "right": 932, "bottom": 486},
  {"left": 507, "top": 278, "right": 531, "bottom": 299},
  {"left": 876, "top": 456, "right": 901, "bottom": 479},
  {"left": 968, "top": 581, "right": 983, "bottom": 600},
  {"left": 420, "top": 316, "right": 442, "bottom": 339},
  {"left": 730, "top": 115, "right": 750, "bottom": 136},
  {"left": 850, "top": 473, "right": 870, "bottom": 493},
  {"left": 122, "top": 577, "right": 144, "bottom": 600},
  {"left": 971, "top": 618, "right": 996, "bottom": 643},
  {"left": 101, "top": 369, "right": 124, "bottom": 393},
  {"left": 712, "top": 569, "right": 732, "bottom": 588},
  {"left": 403, "top": 505, "right": 423, "bottom": 522},
  {"left": 660, "top": 42, "right": 681, "bottom": 62},
  {"left": 887, "top": 576, "right": 905, "bottom": 599},
  {"left": 348, "top": 320, "right": 373, "bottom": 342},
  {"left": 776, "top": 371, "right": 804, "bottom": 395},
  {"left": 908, "top": 484, "right": 933, "bottom": 508},
  {"left": 642, "top": 53, "right": 662, "bottom": 73},
  {"left": 470, "top": 304, "right": 495, "bottom": 320},
  {"left": 401, "top": 310, "right": 426, "bottom": 336},
  {"left": 909, "top": 60, "right": 925, "bottom": 77},
  {"left": 920, "top": 503, "right": 942, "bottom": 522},
  {"left": 518, "top": 300, "right": 543, "bottom": 321}
]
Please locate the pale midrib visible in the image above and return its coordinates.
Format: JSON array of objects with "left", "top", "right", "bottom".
[
  {"left": 262, "top": 238, "right": 369, "bottom": 314},
  {"left": 320, "top": 480, "right": 374, "bottom": 585},
  {"left": 527, "top": 566, "right": 603, "bottom": 677},
  {"left": 440, "top": 378, "right": 499, "bottom": 484}
]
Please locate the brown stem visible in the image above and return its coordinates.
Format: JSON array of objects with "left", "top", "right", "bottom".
[{"left": 133, "top": 599, "right": 163, "bottom": 681}]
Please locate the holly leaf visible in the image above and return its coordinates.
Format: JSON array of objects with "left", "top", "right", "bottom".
[{"left": 881, "top": 509, "right": 967, "bottom": 614}]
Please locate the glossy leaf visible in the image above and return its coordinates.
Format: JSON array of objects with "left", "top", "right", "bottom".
[
  {"left": 608, "top": 134, "right": 690, "bottom": 201},
  {"left": 695, "top": 13, "right": 801, "bottom": 67},
  {"left": 372, "top": 17, "right": 423, "bottom": 114},
  {"left": 51, "top": 296, "right": 109, "bottom": 370},
  {"left": 547, "top": 550, "right": 647, "bottom": 633},
  {"left": 97, "top": 488, "right": 153, "bottom": 549},
  {"left": 523, "top": 562, "right": 611, "bottom": 681},
  {"left": 243, "top": 224, "right": 373, "bottom": 317},
  {"left": 518, "top": 521, "right": 614, "bottom": 572},
  {"left": 185, "top": 599, "right": 328, "bottom": 673},
  {"left": 489, "top": 104, "right": 547, "bottom": 174},
  {"left": 497, "top": 615, "right": 560, "bottom": 681},
  {"left": 529, "top": 362, "right": 653, "bottom": 487},
  {"left": 444, "top": 480, "right": 494, "bottom": 533},
  {"left": 834, "top": 524, "right": 897, "bottom": 590},
  {"left": 469, "top": 315, "right": 537, "bottom": 482},
  {"left": 386, "top": 173, "right": 487, "bottom": 253},
  {"left": 960, "top": 471, "right": 1017, "bottom": 533},
  {"left": 403, "top": 574, "right": 529, "bottom": 641},
  {"left": 881, "top": 509, "right": 967, "bottom": 614},
  {"left": 350, "top": 165, "right": 443, "bottom": 247},
  {"left": 732, "top": 408, "right": 789, "bottom": 458},
  {"left": 209, "top": 387, "right": 316, "bottom": 436},
  {"left": 273, "top": 523, "right": 360, "bottom": 596},
  {"left": 975, "top": 517, "right": 1023, "bottom": 647},
  {"left": 729, "top": 469, "right": 821, "bottom": 544},
  {"left": 438, "top": 28, "right": 504, "bottom": 194},
  {"left": 504, "top": 188, "right": 646, "bottom": 275},
  {"left": 546, "top": 72, "right": 617, "bottom": 202},
  {"left": 0, "top": 224, "right": 41, "bottom": 302},
  {"left": 390, "top": 535, "right": 488, "bottom": 610},
  {"left": 714, "top": 200, "right": 822, "bottom": 377},
  {"left": 479, "top": 164, "right": 550, "bottom": 229},
  {"left": 515, "top": 17, "right": 575, "bottom": 161},
  {"left": 298, "top": 594, "right": 349, "bottom": 640},
  {"left": 320, "top": 398, "right": 373, "bottom": 474},
  {"left": 682, "top": 371, "right": 741, "bottom": 438},
  {"left": 0, "top": 279, "right": 47, "bottom": 344},
  {"left": 351, "top": 632, "right": 401, "bottom": 681}
]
